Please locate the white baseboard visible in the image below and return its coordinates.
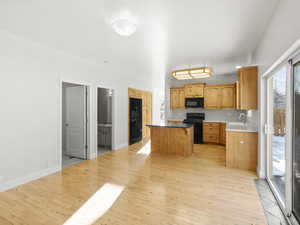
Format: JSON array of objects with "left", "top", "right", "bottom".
[
  {"left": 0, "top": 166, "right": 60, "bottom": 192},
  {"left": 114, "top": 143, "right": 128, "bottom": 151},
  {"left": 257, "top": 167, "right": 266, "bottom": 179}
]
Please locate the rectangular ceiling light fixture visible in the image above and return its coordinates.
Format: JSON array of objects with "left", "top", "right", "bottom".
[{"left": 172, "top": 67, "right": 213, "bottom": 80}]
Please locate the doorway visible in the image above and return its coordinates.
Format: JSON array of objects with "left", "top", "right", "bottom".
[
  {"left": 263, "top": 45, "right": 300, "bottom": 224},
  {"left": 97, "top": 87, "right": 113, "bottom": 155},
  {"left": 61, "top": 82, "right": 89, "bottom": 168}
]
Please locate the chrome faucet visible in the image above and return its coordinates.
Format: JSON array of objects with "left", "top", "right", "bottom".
[{"left": 239, "top": 112, "right": 247, "bottom": 124}]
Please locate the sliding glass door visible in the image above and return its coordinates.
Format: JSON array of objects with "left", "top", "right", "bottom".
[
  {"left": 265, "top": 51, "right": 300, "bottom": 224},
  {"left": 293, "top": 60, "right": 300, "bottom": 223},
  {"left": 267, "top": 66, "right": 288, "bottom": 206}
]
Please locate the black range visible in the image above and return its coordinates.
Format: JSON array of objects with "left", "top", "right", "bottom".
[{"left": 183, "top": 113, "right": 205, "bottom": 144}]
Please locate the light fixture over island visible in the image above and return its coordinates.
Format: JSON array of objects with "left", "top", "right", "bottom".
[
  {"left": 172, "top": 67, "right": 213, "bottom": 80},
  {"left": 147, "top": 123, "right": 194, "bottom": 157}
]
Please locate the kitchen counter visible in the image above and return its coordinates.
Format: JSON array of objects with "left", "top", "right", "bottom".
[
  {"left": 147, "top": 123, "right": 192, "bottom": 128},
  {"left": 226, "top": 122, "right": 258, "bottom": 132},
  {"left": 147, "top": 124, "right": 194, "bottom": 157},
  {"left": 204, "top": 120, "right": 228, "bottom": 123}
]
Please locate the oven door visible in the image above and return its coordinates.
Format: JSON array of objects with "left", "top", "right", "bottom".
[{"left": 185, "top": 98, "right": 204, "bottom": 108}]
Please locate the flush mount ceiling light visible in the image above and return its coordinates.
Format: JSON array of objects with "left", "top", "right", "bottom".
[
  {"left": 111, "top": 18, "right": 137, "bottom": 36},
  {"left": 172, "top": 67, "right": 213, "bottom": 80}
]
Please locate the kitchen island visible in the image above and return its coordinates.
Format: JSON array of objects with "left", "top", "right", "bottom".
[{"left": 147, "top": 123, "right": 194, "bottom": 157}]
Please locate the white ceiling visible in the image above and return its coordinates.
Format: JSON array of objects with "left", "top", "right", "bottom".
[{"left": 0, "top": 0, "right": 279, "bottom": 75}]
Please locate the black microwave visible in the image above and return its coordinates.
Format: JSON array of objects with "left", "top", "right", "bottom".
[{"left": 185, "top": 98, "right": 204, "bottom": 108}]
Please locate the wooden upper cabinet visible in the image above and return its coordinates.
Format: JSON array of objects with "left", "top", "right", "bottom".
[
  {"left": 220, "top": 84, "right": 236, "bottom": 109},
  {"left": 204, "top": 86, "right": 220, "bottom": 109},
  {"left": 237, "top": 66, "right": 258, "bottom": 110},
  {"left": 204, "top": 84, "right": 236, "bottom": 109},
  {"left": 184, "top": 83, "right": 204, "bottom": 98},
  {"left": 178, "top": 88, "right": 185, "bottom": 108},
  {"left": 170, "top": 88, "right": 185, "bottom": 110}
]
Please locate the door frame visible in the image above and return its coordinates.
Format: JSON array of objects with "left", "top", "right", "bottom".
[
  {"left": 96, "top": 85, "right": 115, "bottom": 154},
  {"left": 265, "top": 64, "right": 291, "bottom": 214},
  {"left": 59, "top": 79, "right": 92, "bottom": 170},
  {"left": 291, "top": 54, "right": 300, "bottom": 224},
  {"left": 261, "top": 39, "right": 300, "bottom": 224}
]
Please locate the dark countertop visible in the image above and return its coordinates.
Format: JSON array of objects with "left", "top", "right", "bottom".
[{"left": 146, "top": 123, "right": 193, "bottom": 128}]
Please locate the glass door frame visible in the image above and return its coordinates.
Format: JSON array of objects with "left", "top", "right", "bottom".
[
  {"left": 290, "top": 53, "right": 300, "bottom": 224},
  {"left": 265, "top": 61, "right": 293, "bottom": 216}
]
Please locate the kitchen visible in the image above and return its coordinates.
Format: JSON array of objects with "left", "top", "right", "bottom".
[{"left": 146, "top": 66, "right": 259, "bottom": 171}]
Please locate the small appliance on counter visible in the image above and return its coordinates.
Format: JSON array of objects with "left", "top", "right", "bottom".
[
  {"left": 183, "top": 113, "right": 205, "bottom": 144},
  {"left": 185, "top": 97, "right": 204, "bottom": 108}
]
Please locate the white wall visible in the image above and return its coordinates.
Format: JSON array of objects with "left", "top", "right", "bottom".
[
  {"left": 0, "top": 29, "right": 164, "bottom": 190},
  {"left": 253, "top": 0, "right": 300, "bottom": 178},
  {"left": 253, "top": 0, "right": 300, "bottom": 72}
]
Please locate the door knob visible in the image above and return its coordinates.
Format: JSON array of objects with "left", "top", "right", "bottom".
[{"left": 240, "top": 140, "right": 244, "bottom": 144}]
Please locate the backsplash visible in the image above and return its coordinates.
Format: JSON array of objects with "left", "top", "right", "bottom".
[
  {"left": 168, "top": 108, "right": 243, "bottom": 122},
  {"left": 168, "top": 108, "right": 259, "bottom": 125}
]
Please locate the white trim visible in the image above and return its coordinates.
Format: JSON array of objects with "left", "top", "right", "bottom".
[
  {"left": 257, "top": 67, "right": 267, "bottom": 179},
  {"left": 265, "top": 66, "right": 290, "bottom": 214},
  {"left": 257, "top": 167, "right": 266, "bottom": 179},
  {"left": 114, "top": 143, "right": 128, "bottom": 151},
  {"left": 59, "top": 79, "right": 93, "bottom": 170},
  {"left": 0, "top": 166, "right": 60, "bottom": 192},
  {"left": 285, "top": 60, "right": 293, "bottom": 216},
  {"left": 290, "top": 57, "right": 300, "bottom": 225},
  {"left": 262, "top": 38, "right": 300, "bottom": 78}
]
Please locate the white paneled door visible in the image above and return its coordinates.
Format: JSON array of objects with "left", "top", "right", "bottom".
[{"left": 65, "top": 85, "right": 87, "bottom": 159}]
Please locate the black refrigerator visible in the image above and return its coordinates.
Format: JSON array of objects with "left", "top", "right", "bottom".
[{"left": 129, "top": 98, "right": 142, "bottom": 145}]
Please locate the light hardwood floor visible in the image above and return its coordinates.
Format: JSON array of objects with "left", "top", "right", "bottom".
[{"left": 0, "top": 143, "right": 267, "bottom": 225}]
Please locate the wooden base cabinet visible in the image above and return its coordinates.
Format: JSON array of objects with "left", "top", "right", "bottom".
[
  {"left": 226, "top": 131, "right": 258, "bottom": 171},
  {"left": 220, "top": 123, "right": 226, "bottom": 145},
  {"left": 203, "top": 122, "right": 220, "bottom": 144},
  {"left": 149, "top": 126, "right": 194, "bottom": 157},
  {"left": 203, "top": 122, "right": 226, "bottom": 145}
]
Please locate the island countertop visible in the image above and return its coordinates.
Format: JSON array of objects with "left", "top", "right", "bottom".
[{"left": 147, "top": 123, "right": 193, "bottom": 128}]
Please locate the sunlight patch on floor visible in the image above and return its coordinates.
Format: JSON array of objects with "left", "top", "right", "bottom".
[
  {"left": 63, "top": 183, "right": 125, "bottom": 225},
  {"left": 136, "top": 141, "right": 151, "bottom": 155}
]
